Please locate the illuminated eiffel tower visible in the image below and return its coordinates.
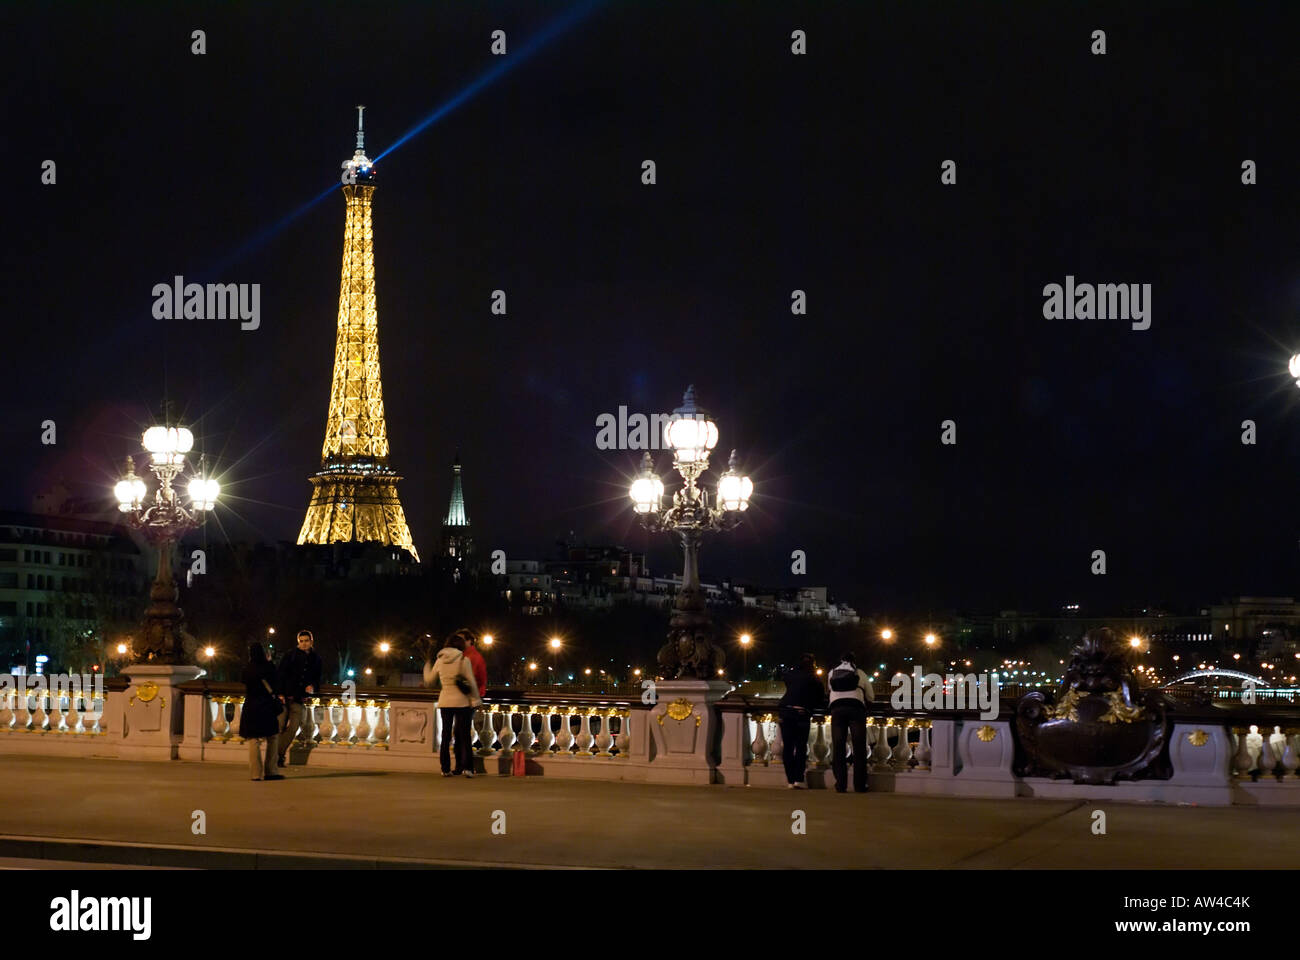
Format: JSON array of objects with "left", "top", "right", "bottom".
[{"left": 297, "top": 107, "right": 419, "bottom": 560}]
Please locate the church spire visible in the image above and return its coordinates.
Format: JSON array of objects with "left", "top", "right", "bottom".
[{"left": 441, "top": 454, "right": 473, "bottom": 562}]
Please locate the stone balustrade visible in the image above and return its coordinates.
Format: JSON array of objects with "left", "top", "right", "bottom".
[
  {"left": 0, "top": 686, "right": 107, "bottom": 736},
  {"left": 3, "top": 675, "right": 1299, "bottom": 805},
  {"left": 715, "top": 694, "right": 1300, "bottom": 804}
]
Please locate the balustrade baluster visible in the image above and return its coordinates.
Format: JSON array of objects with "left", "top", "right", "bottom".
[
  {"left": 872, "top": 720, "right": 893, "bottom": 769},
  {"left": 769, "top": 716, "right": 783, "bottom": 762},
  {"left": 32, "top": 691, "right": 48, "bottom": 733},
  {"left": 615, "top": 708, "right": 630, "bottom": 757},
  {"left": 14, "top": 689, "right": 31, "bottom": 732},
  {"left": 0, "top": 687, "right": 12, "bottom": 731},
  {"left": 535, "top": 706, "right": 554, "bottom": 755},
  {"left": 373, "top": 700, "right": 389, "bottom": 746},
  {"left": 355, "top": 700, "right": 373, "bottom": 746},
  {"left": 576, "top": 709, "right": 595, "bottom": 755},
  {"left": 211, "top": 697, "right": 229, "bottom": 740},
  {"left": 475, "top": 707, "right": 494, "bottom": 756},
  {"left": 750, "top": 712, "right": 768, "bottom": 765},
  {"left": 47, "top": 692, "right": 65, "bottom": 734},
  {"left": 65, "top": 691, "right": 80, "bottom": 735},
  {"left": 87, "top": 694, "right": 104, "bottom": 735},
  {"left": 499, "top": 706, "right": 518, "bottom": 754},
  {"left": 231, "top": 698, "right": 247, "bottom": 742},
  {"left": 1260, "top": 728, "right": 1279, "bottom": 778},
  {"left": 595, "top": 709, "right": 614, "bottom": 756},
  {"left": 1274, "top": 728, "right": 1294, "bottom": 780},
  {"left": 555, "top": 708, "right": 575, "bottom": 754},
  {"left": 1231, "top": 727, "right": 1253, "bottom": 777},
  {"left": 317, "top": 700, "right": 337, "bottom": 744},
  {"left": 335, "top": 700, "right": 353, "bottom": 744},
  {"left": 515, "top": 706, "right": 535, "bottom": 753},
  {"left": 894, "top": 721, "right": 915, "bottom": 769},
  {"left": 914, "top": 723, "right": 932, "bottom": 770}
]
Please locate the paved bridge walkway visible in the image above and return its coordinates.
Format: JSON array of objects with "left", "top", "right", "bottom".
[{"left": 1, "top": 757, "right": 1293, "bottom": 869}]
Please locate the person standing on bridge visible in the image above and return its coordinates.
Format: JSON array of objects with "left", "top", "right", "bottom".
[
  {"left": 241, "top": 642, "right": 286, "bottom": 781},
  {"left": 826, "top": 652, "right": 873, "bottom": 793},
  {"left": 463, "top": 633, "right": 489, "bottom": 700},
  {"left": 778, "top": 653, "right": 825, "bottom": 788},
  {"left": 425, "top": 631, "right": 482, "bottom": 777},
  {"left": 276, "top": 629, "right": 322, "bottom": 769}
]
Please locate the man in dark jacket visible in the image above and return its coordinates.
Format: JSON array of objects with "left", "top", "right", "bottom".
[
  {"left": 778, "top": 653, "right": 825, "bottom": 788},
  {"left": 276, "top": 629, "right": 323, "bottom": 767}
]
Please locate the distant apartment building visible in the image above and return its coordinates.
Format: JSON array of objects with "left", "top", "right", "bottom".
[
  {"left": 0, "top": 510, "right": 146, "bottom": 669},
  {"left": 499, "top": 541, "right": 857, "bottom": 622},
  {"left": 1209, "top": 597, "right": 1300, "bottom": 659},
  {"left": 992, "top": 606, "right": 1213, "bottom": 649}
]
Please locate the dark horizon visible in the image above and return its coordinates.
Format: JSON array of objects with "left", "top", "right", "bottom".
[{"left": 7, "top": 1, "right": 1300, "bottom": 618}]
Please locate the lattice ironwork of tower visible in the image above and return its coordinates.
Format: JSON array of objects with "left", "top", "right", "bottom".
[{"left": 297, "top": 107, "right": 419, "bottom": 561}]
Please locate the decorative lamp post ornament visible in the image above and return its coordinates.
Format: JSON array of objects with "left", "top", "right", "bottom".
[
  {"left": 629, "top": 385, "right": 753, "bottom": 679},
  {"left": 114, "top": 421, "right": 219, "bottom": 664}
]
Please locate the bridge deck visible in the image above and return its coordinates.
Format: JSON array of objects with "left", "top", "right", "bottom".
[{"left": 1, "top": 757, "right": 1295, "bottom": 869}]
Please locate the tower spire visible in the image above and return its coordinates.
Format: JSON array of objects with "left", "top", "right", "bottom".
[
  {"left": 297, "top": 109, "right": 418, "bottom": 560},
  {"left": 356, "top": 104, "right": 365, "bottom": 152},
  {"left": 441, "top": 454, "right": 473, "bottom": 563}
]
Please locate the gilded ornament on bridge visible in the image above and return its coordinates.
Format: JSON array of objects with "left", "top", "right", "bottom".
[
  {"left": 976, "top": 725, "right": 998, "bottom": 742},
  {"left": 1187, "top": 729, "right": 1209, "bottom": 747},
  {"left": 1098, "top": 690, "right": 1146, "bottom": 724},
  {"left": 1014, "top": 627, "right": 1171, "bottom": 785},
  {"left": 666, "top": 698, "right": 694, "bottom": 721},
  {"left": 128, "top": 681, "right": 160, "bottom": 706},
  {"left": 1046, "top": 688, "right": 1083, "bottom": 722}
]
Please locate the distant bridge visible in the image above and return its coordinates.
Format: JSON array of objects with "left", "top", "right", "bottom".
[{"left": 1160, "top": 669, "right": 1266, "bottom": 687}]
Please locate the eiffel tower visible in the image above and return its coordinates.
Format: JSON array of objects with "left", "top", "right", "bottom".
[{"left": 297, "top": 107, "right": 419, "bottom": 560}]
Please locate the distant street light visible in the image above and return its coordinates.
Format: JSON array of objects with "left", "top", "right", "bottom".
[
  {"left": 881, "top": 628, "right": 893, "bottom": 641},
  {"left": 482, "top": 634, "right": 495, "bottom": 647}
]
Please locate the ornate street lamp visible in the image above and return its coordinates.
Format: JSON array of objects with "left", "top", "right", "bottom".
[
  {"left": 114, "top": 422, "right": 219, "bottom": 664},
  {"left": 629, "top": 385, "right": 752, "bottom": 679}
]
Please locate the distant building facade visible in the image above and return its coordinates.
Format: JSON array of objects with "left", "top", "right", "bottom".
[
  {"left": 498, "top": 540, "right": 857, "bottom": 622},
  {"left": 0, "top": 511, "right": 146, "bottom": 670}
]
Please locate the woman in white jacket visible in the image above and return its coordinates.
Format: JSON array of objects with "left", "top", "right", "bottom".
[{"left": 424, "top": 633, "right": 482, "bottom": 777}]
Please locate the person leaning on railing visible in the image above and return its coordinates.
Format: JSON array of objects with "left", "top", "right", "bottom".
[
  {"left": 826, "top": 653, "right": 873, "bottom": 793},
  {"left": 778, "top": 653, "right": 825, "bottom": 789}
]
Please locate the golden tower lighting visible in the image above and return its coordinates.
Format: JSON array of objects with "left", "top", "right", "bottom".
[{"left": 298, "top": 106, "right": 419, "bottom": 559}]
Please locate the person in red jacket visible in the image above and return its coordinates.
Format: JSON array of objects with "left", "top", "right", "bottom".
[{"left": 463, "top": 633, "right": 488, "bottom": 698}]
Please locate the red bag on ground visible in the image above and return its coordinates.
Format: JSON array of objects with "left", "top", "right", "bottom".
[{"left": 512, "top": 750, "right": 526, "bottom": 776}]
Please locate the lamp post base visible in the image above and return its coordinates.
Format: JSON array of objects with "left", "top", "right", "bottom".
[{"left": 657, "top": 586, "right": 725, "bottom": 680}]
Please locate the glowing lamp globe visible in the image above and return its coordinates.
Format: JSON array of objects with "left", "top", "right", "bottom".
[
  {"left": 114, "top": 476, "right": 146, "bottom": 512},
  {"left": 629, "top": 453, "right": 664, "bottom": 514},
  {"left": 666, "top": 385, "right": 719, "bottom": 463},
  {"left": 143, "top": 425, "right": 194, "bottom": 464},
  {"left": 1290, "top": 353, "right": 1300, "bottom": 386},
  {"left": 187, "top": 476, "right": 219, "bottom": 511},
  {"left": 717, "top": 450, "right": 753, "bottom": 511}
]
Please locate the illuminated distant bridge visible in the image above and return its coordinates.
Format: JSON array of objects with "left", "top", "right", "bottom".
[{"left": 1160, "top": 669, "right": 1266, "bottom": 687}]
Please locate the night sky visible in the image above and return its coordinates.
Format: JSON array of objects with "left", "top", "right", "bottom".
[{"left": 6, "top": 1, "right": 1300, "bottom": 616}]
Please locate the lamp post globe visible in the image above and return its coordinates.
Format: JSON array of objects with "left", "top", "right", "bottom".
[
  {"left": 113, "top": 418, "right": 219, "bottom": 664},
  {"left": 626, "top": 386, "right": 753, "bottom": 679}
]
